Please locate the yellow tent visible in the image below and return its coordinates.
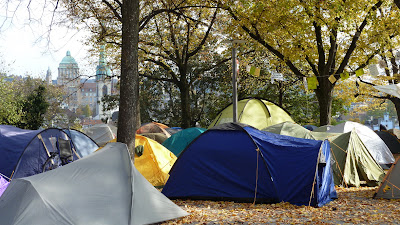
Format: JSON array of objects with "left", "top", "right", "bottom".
[{"left": 106, "top": 135, "right": 177, "bottom": 187}]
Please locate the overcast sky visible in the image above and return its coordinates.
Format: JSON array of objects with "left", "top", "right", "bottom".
[{"left": 0, "top": 1, "right": 96, "bottom": 80}]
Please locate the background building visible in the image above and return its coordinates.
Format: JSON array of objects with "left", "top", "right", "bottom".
[{"left": 57, "top": 51, "right": 81, "bottom": 112}]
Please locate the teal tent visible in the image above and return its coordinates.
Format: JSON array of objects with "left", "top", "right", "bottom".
[{"left": 162, "top": 127, "right": 206, "bottom": 157}]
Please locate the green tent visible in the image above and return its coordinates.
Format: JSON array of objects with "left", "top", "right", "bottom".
[
  {"left": 326, "top": 130, "right": 385, "bottom": 187},
  {"left": 162, "top": 127, "right": 206, "bottom": 157},
  {"left": 262, "top": 121, "right": 315, "bottom": 139},
  {"left": 208, "top": 98, "right": 294, "bottom": 130},
  {"left": 263, "top": 122, "right": 384, "bottom": 187},
  {"left": 374, "top": 157, "right": 400, "bottom": 199}
]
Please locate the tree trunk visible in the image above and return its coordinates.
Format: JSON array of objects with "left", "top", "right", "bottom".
[
  {"left": 390, "top": 98, "right": 400, "bottom": 124},
  {"left": 179, "top": 84, "right": 191, "bottom": 129},
  {"left": 117, "top": 0, "right": 140, "bottom": 156},
  {"left": 315, "top": 78, "right": 334, "bottom": 126}
]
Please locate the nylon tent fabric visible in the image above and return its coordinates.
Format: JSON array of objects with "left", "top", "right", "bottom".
[
  {"left": 165, "top": 127, "right": 183, "bottom": 135},
  {"left": 313, "top": 125, "right": 333, "bottom": 132},
  {"left": 0, "top": 175, "right": 9, "bottom": 197},
  {"left": 262, "top": 122, "right": 315, "bottom": 139},
  {"left": 10, "top": 128, "right": 80, "bottom": 179},
  {"left": 63, "top": 129, "right": 99, "bottom": 157},
  {"left": 162, "top": 127, "right": 206, "bottom": 157},
  {"left": 162, "top": 123, "right": 336, "bottom": 207},
  {"left": 208, "top": 98, "right": 294, "bottom": 130},
  {"left": 134, "top": 135, "right": 177, "bottom": 187},
  {"left": 107, "top": 135, "right": 177, "bottom": 187},
  {"left": 140, "top": 132, "right": 168, "bottom": 144},
  {"left": 324, "top": 121, "right": 394, "bottom": 165},
  {"left": 304, "top": 125, "right": 318, "bottom": 131},
  {"left": 329, "top": 130, "right": 385, "bottom": 187},
  {"left": 83, "top": 124, "right": 117, "bottom": 147},
  {"left": 374, "top": 157, "right": 400, "bottom": 199},
  {"left": 136, "top": 122, "right": 171, "bottom": 137},
  {"left": 0, "top": 125, "right": 41, "bottom": 178},
  {"left": 0, "top": 142, "right": 188, "bottom": 224},
  {"left": 375, "top": 131, "right": 400, "bottom": 154},
  {"left": 262, "top": 123, "right": 384, "bottom": 187}
]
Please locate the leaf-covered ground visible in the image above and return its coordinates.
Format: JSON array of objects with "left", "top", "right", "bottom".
[{"left": 161, "top": 187, "right": 400, "bottom": 224}]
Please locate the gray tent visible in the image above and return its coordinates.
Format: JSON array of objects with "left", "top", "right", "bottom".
[
  {"left": 374, "top": 156, "right": 400, "bottom": 199},
  {"left": 84, "top": 124, "right": 117, "bottom": 147},
  {"left": 0, "top": 142, "right": 188, "bottom": 225}
]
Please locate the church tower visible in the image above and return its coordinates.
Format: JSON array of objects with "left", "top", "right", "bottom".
[
  {"left": 45, "top": 67, "right": 52, "bottom": 84},
  {"left": 95, "top": 45, "right": 112, "bottom": 118}
]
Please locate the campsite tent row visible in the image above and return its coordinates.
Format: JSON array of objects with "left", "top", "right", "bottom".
[{"left": 263, "top": 121, "right": 387, "bottom": 187}]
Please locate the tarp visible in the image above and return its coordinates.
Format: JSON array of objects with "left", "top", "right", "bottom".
[
  {"left": 373, "top": 83, "right": 400, "bottom": 98},
  {"left": 0, "top": 125, "right": 41, "bottom": 178},
  {"left": 322, "top": 121, "right": 395, "bottom": 165},
  {"left": 162, "top": 123, "right": 336, "bottom": 207},
  {"left": 63, "top": 129, "right": 99, "bottom": 157},
  {"left": 374, "top": 156, "right": 400, "bottom": 199},
  {"left": 83, "top": 124, "right": 117, "bottom": 147},
  {"left": 0, "top": 142, "right": 188, "bottom": 224},
  {"left": 162, "top": 127, "right": 206, "bottom": 157},
  {"left": 208, "top": 98, "right": 294, "bottom": 130}
]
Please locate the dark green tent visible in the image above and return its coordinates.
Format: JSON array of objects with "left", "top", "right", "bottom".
[{"left": 162, "top": 127, "right": 206, "bottom": 157}]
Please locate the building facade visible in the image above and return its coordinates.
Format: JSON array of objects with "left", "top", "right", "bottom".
[
  {"left": 57, "top": 51, "right": 81, "bottom": 112},
  {"left": 56, "top": 48, "right": 115, "bottom": 119}
]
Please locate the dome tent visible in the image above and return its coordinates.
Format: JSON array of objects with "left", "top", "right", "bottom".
[
  {"left": 107, "top": 135, "right": 177, "bottom": 187},
  {"left": 83, "top": 124, "right": 117, "bottom": 147},
  {"left": 162, "top": 127, "right": 206, "bottom": 157},
  {"left": 136, "top": 122, "right": 171, "bottom": 137},
  {"left": 163, "top": 123, "right": 336, "bottom": 207},
  {"left": 208, "top": 98, "right": 294, "bottom": 130},
  {"left": 0, "top": 143, "right": 188, "bottom": 224},
  {"left": 322, "top": 121, "right": 395, "bottom": 165},
  {"left": 0, "top": 125, "right": 98, "bottom": 180}
]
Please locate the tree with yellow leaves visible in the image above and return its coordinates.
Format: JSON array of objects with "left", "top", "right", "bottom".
[{"left": 219, "top": 0, "right": 400, "bottom": 125}]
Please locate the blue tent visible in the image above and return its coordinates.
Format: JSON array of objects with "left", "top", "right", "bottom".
[
  {"left": 0, "top": 126, "right": 98, "bottom": 180},
  {"left": 63, "top": 129, "right": 99, "bottom": 157},
  {"left": 162, "top": 127, "right": 206, "bottom": 157},
  {"left": 0, "top": 125, "right": 41, "bottom": 178},
  {"left": 162, "top": 123, "right": 337, "bottom": 207}
]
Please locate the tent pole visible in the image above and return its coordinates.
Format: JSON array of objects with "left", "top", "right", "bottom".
[{"left": 232, "top": 46, "right": 238, "bottom": 123}]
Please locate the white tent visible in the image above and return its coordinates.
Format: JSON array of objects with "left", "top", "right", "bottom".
[
  {"left": 0, "top": 142, "right": 188, "bottom": 225},
  {"left": 84, "top": 124, "right": 117, "bottom": 146},
  {"left": 325, "top": 121, "right": 395, "bottom": 165}
]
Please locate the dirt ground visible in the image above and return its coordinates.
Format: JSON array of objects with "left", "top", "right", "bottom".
[{"left": 161, "top": 187, "right": 400, "bottom": 224}]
